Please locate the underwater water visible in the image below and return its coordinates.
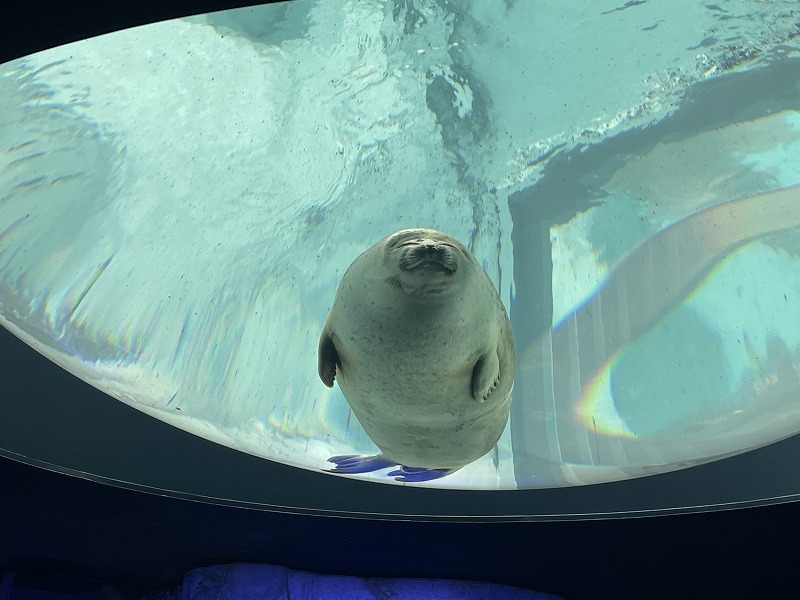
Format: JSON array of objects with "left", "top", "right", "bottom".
[{"left": 1, "top": 0, "right": 799, "bottom": 490}]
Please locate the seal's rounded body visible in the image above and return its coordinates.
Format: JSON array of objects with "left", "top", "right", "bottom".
[{"left": 318, "top": 229, "right": 514, "bottom": 476}]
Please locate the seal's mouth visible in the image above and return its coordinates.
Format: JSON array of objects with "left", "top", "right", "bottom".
[{"left": 399, "top": 244, "right": 457, "bottom": 275}]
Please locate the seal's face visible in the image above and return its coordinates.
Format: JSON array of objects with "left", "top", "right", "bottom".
[{"left": 382, "top": 229, "right": 467, "bottom": 296}]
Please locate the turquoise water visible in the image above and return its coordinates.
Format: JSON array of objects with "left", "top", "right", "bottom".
[{"left": 0, "top": 0, "right": 799, "bottom": 489}]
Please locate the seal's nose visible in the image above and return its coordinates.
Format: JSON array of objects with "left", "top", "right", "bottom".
[{"left": 417, "top": 243, "right": 444, "bottom": 260}]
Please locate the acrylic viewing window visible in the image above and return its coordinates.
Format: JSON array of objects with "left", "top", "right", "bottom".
[{"left": 1, "top": 0, "right": 800, "bottom": 507}]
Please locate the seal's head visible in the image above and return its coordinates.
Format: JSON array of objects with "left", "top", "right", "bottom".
[{"left": 381, "top": 228, "right": 470, "bottom": 296}]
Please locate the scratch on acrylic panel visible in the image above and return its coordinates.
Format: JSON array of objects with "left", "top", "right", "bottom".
[{"left": 61, "top": 254, "right": 116, "bottom": 323}]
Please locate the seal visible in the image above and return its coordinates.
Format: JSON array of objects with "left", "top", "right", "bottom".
[{"left": 318, "top": 228, "right": 515, "bottom": 482}]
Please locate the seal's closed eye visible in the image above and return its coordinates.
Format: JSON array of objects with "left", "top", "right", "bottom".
[{"left": 386, "top": 230, "right": 421, "bottom": 249}]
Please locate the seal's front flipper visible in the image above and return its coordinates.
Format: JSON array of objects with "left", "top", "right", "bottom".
[
  {"left": 327, "top": 454, "right": 398, "bottom": 474},
  {"left": 387, "top": 465, "right": 455, "bottom": 482},
  {"left": 471, "top": 349, "right": 500, "bottom": 403},
  {"left": 318, "top": 331, "right": 339, "bottom": 388}
]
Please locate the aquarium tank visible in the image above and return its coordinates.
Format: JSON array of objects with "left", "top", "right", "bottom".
[{"left": 1, "top": 0, "right": 800, "bottom": 499}]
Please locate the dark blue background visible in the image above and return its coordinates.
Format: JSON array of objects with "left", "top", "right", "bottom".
[{"left": 1, "top": 3, "right": 799, "bottom": 597}]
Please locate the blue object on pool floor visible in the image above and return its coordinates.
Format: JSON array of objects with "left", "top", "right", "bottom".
[
  {"left": 326, "top": 454, "right": 398, "bottom": 474},
  {"left": 140, "top": 563, "right": 563, "bottom": 600},
  {"left": 327, "top": 454, "right": 455, "bottom": 482}
]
